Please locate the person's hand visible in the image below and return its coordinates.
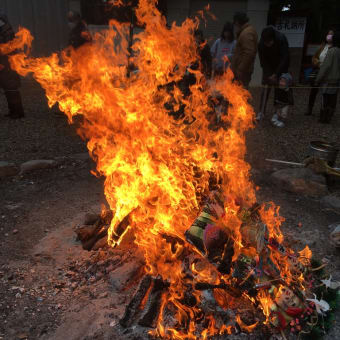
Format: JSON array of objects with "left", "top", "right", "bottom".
[{"left": 0, "top": 64, "right": 4, "bottom": 71}]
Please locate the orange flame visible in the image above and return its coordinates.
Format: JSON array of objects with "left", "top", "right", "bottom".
[
  {"left": 236, "top": 314, "right": 259, "bottom": 332},
  {"left": 298, "top": 245, "right": 312, "bottom": 266}
]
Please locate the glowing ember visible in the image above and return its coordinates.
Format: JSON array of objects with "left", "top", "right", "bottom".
[{"left": 1, "top": 0, "right": 322, "bottom": 338}]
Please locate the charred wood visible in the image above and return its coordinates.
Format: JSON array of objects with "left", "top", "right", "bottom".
[
  {"left": 82, "top": 225, "right": 109, "bottom": 251},
  {"left": 138, "top": 278, "right": 169, "bottom": 328},
  {"left": 120, "top": 275, "right": 153, "bottom": 328}
]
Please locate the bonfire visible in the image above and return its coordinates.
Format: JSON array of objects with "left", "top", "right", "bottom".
[{"left": 1, "top": 1, "right": 339, "bottom": 339}]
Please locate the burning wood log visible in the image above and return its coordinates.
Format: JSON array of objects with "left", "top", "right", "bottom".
[
  {"left": 75, "top": 210, "right": 133, "bottom": 251},
  {"left": 75, "top": 210, "right": 112, "bottom": 250},
  {"left": 119, "top": 275, "right": 153, "bottom": 328},
  {"left": 82, "top": 225, "right": 109, "bottom": 251},
  {"left": 138, "top": 277, "right": 169, "bottom": 328}
]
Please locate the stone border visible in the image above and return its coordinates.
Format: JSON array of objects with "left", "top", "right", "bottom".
[{"left": 0, "top": 153, "right": 91, "bottom": 178}]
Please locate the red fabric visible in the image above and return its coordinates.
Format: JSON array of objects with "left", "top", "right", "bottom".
[
  {"left": 277, "top": 311, "right": 287, "bottom": 329},
  {"left": 286, "top": 307, "right": 304, "bottom": 317}
]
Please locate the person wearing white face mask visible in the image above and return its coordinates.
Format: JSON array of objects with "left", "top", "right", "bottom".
[
  {"left": 315, "top": 31, "right": 340, "bottom": 124},
  {"left": 0, "top": 13, "right": 25, "bottom": 119},
  {"left": 305, "top": 29, "right": 334, "bottom": 116},
  {"left": 67, "top": 11, "right": 92, "bottom": 49}
]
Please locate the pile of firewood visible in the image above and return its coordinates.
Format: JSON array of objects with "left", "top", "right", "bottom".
[{"left": 74, "top": 210, "right": 114, "bottom": 251}]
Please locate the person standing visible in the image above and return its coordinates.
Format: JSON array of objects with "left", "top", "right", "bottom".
[
  {"left": 305, "top": 30, "right": 334, "bottom": 116},
  {"left": 231, "top": 12, "right": 258, "bottom": 89},
  {"left": 315, "top": 31, "right": 340, "bottom": 124},
  {"left": 211, "top": 22, "right": 236, "bottom": 77},
  {"left": 257, "top": 26, "right": 291, "bottom": 125},
  {"left": 0, "top": 13, "right": 25, "bottom": 119},
  {"left": 67, "top": 11, "right": 92, "bottom": 49}
]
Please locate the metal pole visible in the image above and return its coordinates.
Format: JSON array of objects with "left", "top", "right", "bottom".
[{"left": 265, "top": 158, "right": 340, "bottom": 171}]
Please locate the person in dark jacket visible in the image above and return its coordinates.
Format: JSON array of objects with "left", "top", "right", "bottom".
[
  {"left": 257, "top": 26, "right": 291, "bottom": 122},
  {"left": 0, "top": 13, "right": 24, "bottom": 119},
  {"left": 67, "top": 11, "right": 92, "bottom": 49}
]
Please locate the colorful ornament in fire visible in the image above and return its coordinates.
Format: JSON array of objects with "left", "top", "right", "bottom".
[{"left": 185, "top": 192, "right": 340, "bottom": 338}]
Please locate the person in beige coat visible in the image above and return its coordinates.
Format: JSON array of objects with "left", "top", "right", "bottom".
[
  {"left": 315, "top": 31, "right": 340, "bottom": 123},
  {"left": 306, "top": 29, "right": 334, "bottom": 116},
  {"left": 231, "top": 12, "right": 258, "bottom": 89}
]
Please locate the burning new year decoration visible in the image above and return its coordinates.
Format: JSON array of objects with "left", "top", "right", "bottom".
[{"left": 1, "top": 0, "right": 338, "bottom": 339}]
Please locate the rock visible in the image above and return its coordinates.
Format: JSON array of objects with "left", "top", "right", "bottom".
[
  {"left": 20, "top": 160, "right": 57, "bottom": 174},
  {"left": 109, "top": 260, "right": 144, "bottom": 292},
  {"left": 84, "top": 213, "right": 100, "bottom": 225},
  {"left": 330, "top": 224, "right": 340, "bottom": 248},
  {"left": 271, "top": 168, "right": 328, "bottom": 197},
  {"left": 5, "top": 204, "right": 22, "bottom": 210},
  {"left": 321, "top": 195, "right": 340, "bottom": 211},
  {"left": 0, "top": 161, "right": 19, "bottom": 177}
]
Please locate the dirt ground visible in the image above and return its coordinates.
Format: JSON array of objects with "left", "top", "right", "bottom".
[{"left": 0, "top": 81, "right": 340, "bottom": 340}]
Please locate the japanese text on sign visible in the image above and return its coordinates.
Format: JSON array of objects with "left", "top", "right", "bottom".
[{"left": 276, "top": 17, "right": 306, "bottom": 33}]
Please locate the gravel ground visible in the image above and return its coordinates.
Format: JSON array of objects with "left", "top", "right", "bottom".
[
  {"left": 247, "top": 86, "right": 340, "bottom": 168},
  {"left": 0, "top": 80, "right": 87, "bottom": 164},
  {"left": 0, "top": 80, "right": 339, "bottom": 340}
]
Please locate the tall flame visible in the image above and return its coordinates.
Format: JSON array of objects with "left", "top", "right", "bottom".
[{"left": 0, "top": 1, "right": 306, "bottom": 338}]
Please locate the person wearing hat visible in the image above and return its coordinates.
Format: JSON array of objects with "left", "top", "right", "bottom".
[
  {"left": 257, "top": 26, "right": 291, "bottom": 125},
  {"left": 0, "top": 13, "right": 25, "bottom": 119},
  {"left": 272, "top": 73, "right": 294, "bottom": 127}
]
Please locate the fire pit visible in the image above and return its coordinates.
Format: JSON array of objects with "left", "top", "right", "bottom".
[{"left": 1, "top": 1, "right": 339, "bottom": 339}]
